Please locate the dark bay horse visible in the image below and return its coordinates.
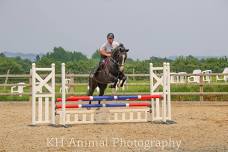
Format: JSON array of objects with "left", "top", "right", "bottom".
[{"left": 87, "top": 44, "right": 129, "bottom": 104}]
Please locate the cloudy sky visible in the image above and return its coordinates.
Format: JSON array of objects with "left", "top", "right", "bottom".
[{"left": 0, "top": 0, "right": 228, "bottom": 59}]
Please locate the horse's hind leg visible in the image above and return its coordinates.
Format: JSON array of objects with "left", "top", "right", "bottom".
[
  {"left": 97, "top": 83, "right": 107, "bottom": 104},
  {"left": 87, "top": 77, "right": 97, "bottom": 104}
]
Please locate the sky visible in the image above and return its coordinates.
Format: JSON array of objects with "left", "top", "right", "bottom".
[{"left": 0, "top": 0, "right": 228, "bottom": 59}]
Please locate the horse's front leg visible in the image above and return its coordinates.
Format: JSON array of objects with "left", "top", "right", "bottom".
[
  {"left": 107, "top": 73, "right": 119, "bottom": 88},
  {"left": 119, "top": 75, "right": 127, "bottom": 87},
  {"left": 87, "top": 76, "right": 98, "bottom": 104},
  {"left": 115, "top": 72, "right": 126, "bottom": 88},
  {"left": 110, "top": 79, "right": 119, "bottom": 88}
]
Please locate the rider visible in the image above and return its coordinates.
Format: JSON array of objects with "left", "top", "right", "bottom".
[
  {"left": 99, "top": 33, "right": 119, "bottom": 59},
  {"left": 93, "top": 33, "right": 119, "bottom": 76}
]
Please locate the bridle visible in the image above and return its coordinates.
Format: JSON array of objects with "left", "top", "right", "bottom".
[
  {"left": 109, "top": 57, "right": 122, "bottom": 66},
  {"left": 109, "top": 50, "right": 126, "bottom": 68}
]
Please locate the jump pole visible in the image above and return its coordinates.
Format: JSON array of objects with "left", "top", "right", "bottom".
[
  {"left": 56, "top": 103, "right": 151, "bottom": 109},
  {"left": 56, "top": 94, "right": 162, "bottom": 102},
  {"left": 162, "top": 62, "right": 167, "bottom": 122},
  {"left": 149, "top": 63, "right": 154, "bottom": 122},
  {"left": 61, "top": 63, "right": 66, "bottom": 126}
]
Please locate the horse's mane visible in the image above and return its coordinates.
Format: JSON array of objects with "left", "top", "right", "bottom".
[{"left": 111, "top": 43, "right": 125, "bottom": 57}]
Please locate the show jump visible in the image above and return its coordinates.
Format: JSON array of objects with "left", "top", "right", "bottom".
[{"left": 31, "top": 62, "right": 172, "bottom": 126}]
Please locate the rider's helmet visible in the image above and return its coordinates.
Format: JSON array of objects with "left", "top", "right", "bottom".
[{"left": 107, "top": 33, "right": 114, "bottom": 39}]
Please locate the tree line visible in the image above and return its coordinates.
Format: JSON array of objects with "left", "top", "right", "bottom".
[{"left": 0, "top": 47, "right": 227, "bottom": 74}]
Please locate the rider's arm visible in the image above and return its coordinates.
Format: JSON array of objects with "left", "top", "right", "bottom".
[{"left": 99, "top": 48, "right": 111, "bottom": 57}]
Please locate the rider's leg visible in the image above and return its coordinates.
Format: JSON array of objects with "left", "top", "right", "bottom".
[{"left": 92, "top": 60, "right": 103, "bottom": 77}]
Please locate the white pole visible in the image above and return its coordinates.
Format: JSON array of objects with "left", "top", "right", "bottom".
[
  {"left": 149, "top": 63, "right": 154, "bottom": 122},
  {"left": 51, "top": 63, "right": 56, "bottom": 125},
  {"left": 162, "top": 62, "right": 167, "bottom": 122},
  {"left": 61, "top": 63, "right": 66, "bottom": 126},
  {"left": 167, "top": 63, "right": 171, "bottom": 120},
  {"left": 32, "top": 63, "right": 36, "bottom": 125}
]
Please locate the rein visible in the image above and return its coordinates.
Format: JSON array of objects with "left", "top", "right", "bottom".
[
  {"left": 91, "top": 49, "right": 126, "bottom": 84},
  {"left": 109, "top": 57, "right": 120, "bottom": 66},
  {"left": 109, "top": 56, "right": 124, "bottom": 67},
  {"left": 91, "top": 57, "right": 121, "bottom": 84}
]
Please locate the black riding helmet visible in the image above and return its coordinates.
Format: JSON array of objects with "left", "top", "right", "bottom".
[{"left": 107, "top": 33, "right": 114, "bottom": 39}]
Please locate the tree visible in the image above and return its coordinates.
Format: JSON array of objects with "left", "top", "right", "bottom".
[
  {"left": 0, "top": 56, "right": 31, "bottom": 74},
  {"left": 37, "top": 47, "right": 88, "bottom": 66},
  {"left": 91, "top": 49, "right": 100, "bottom": 60},
  {"left": 0, "top": 53, "right": 5, "bottom": 57}
]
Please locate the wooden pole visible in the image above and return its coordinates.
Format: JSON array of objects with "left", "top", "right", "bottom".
[
  {"left": 3, "top": 69, "right": 10, "bottom": 90},
  {"left": 199, "top": 74, "right": 204, "bottom": 102},
  {"left": 69, "top": 74, "right": 74, "bottom": 93},
  {"left": 29, "top": 69, "right": 32, "bottom": 102}
]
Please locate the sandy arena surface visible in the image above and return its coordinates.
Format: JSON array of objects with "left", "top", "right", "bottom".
[{"left": 0, "top": 101, "right": 228, "bottom": 152}]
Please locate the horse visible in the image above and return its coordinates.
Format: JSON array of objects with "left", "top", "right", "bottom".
[{"left": 87, "top": 44, "right": 129, "bottom": 104}]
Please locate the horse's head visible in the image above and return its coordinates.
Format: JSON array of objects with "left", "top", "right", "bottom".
[{"left": 111, "top": 43, "right": 129, "bottom": 72}]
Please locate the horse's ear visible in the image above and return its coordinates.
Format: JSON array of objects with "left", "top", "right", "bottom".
[{"left": 119, "top": 43, "right": 124, "bottom": 47}]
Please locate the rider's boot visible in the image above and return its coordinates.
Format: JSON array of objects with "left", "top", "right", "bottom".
[{"left": 94, "top": 67, "right": 99, "bottom": 77}]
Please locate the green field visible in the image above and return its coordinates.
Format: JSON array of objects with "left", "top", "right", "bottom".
[{"left": 1, "top": 79, "right": 228, "bottom": 101}]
